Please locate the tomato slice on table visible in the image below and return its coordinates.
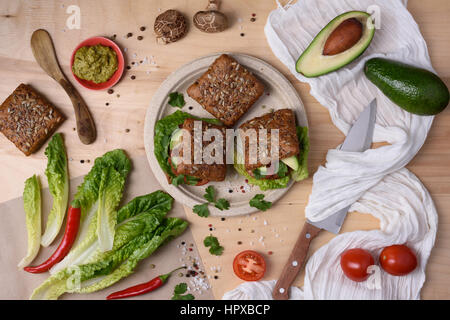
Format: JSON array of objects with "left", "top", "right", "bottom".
[{"left": 233, "top": 250, "right": 266, "bottom": 281}]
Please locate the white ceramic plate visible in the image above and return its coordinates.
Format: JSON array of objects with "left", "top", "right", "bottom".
[{"left": 144, "top": 53, "right": 308, "bottom": 216}]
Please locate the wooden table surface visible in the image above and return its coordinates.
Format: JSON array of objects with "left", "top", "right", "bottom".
[{"left": 0, "top": 0, "right": 449, "bottom": 300}]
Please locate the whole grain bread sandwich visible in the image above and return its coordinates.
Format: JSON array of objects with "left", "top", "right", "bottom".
[
  {"left": 187, "top": 54, "right": 265, "bottom": 127},
  {"left": 154, "top": 110, "right": 228, "bottom": 186},
  {"left": 234, "top": 108, "right": 310, "bottom": 190}
]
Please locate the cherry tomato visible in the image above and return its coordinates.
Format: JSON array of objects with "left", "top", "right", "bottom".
[
  {"left": 379, "top": 244, "right": 417, "bottom": 276},
  {"left": 233, "top": 250, "right": 266, "bottom": 281},
  {"left": 340, "top": 248, "right": 374, "bottom": 282}
]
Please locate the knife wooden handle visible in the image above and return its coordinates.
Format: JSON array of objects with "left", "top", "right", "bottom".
[{"left": 272, "top": 222, "right": 321, "bottom": 300}]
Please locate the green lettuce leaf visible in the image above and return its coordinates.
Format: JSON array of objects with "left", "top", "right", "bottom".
[
  {"left": 233, "top": 126, "right": 310, "bottom": 190},
  {"left": 116, "top": 191, "right": 172, "bottom": 223},
  {"left": 234, "top": 152, "right": 290, "bottom": 190},
  {"left": 41, "top": 133, "right": 69, "bottom": 247},
  {"left": 18, "top": 175, "right": 42, "bottom": 268},
  {"left": 31, "top": 213, "right": 187, "bottom": 299},
  {"left": 154, "top": 110, "right": 221, "bottom": 186},
  {"left": 291, "top": 126, "right": 310, "bottom": 182},
  {"left": 79, "top": 218, "right": 188, "bottom": 294},
  {"left": 33, "top": 191, "right": 185, "bottom": 300},
  {"left": 50, "top": 150, "right": 131, "bottom": 273},
  {"left": 72, "top": 149, "right": 131, "bottom": 219},
  {"left": 96, "top": 167, "right": 125, "bottom": 252}
]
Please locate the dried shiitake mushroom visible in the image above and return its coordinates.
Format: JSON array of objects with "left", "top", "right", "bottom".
[
  {"left": 193, "top": 0, "right": 228, "bottom": 33},
  {"left": 154, "top": 9, "right": 188, "bottom": 44}
]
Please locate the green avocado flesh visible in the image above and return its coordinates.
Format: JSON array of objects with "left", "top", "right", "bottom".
[
  {"left": 296, "top": 11, "right": 375, "bottom": 77},
  {"left": 282, "top": 156, "right": 300, "bottom": 171},
  {"left": 72, "top": 44, "right": 118, "bottom": 83},
  {"left": 365, "top": 58, "right": 449, "bottom": 115},
  {"left": 169, "top": 129, "right": 183, "bottom": 169},
  {"left": 256, "top": 156, "right": 299, "bottom": 175},
  {"left": 257, "top": 166, "right": 268, "bottom": 174},
  {"left": 171, "top": 156, "right": 181, "bottom": 169},
  {"left": 169, "top": 128, "right": 183, "bottom": 149}
]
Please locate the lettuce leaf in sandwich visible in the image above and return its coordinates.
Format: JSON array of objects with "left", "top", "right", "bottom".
[
  {"left": 154, "top": 110, "right": 222, "bottom": 186},
  {"left": 234, "top": 126, "right": 309, "bottom": 191}
]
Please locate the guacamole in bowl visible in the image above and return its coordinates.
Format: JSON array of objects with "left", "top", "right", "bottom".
[{"left": 72, "top": 44, "right": 118, "bottom": 84}]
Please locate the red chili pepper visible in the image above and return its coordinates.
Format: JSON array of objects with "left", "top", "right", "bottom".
[
  {"left": 24, "top": 203, "right": 81, "bottom": 274},
  {"left": 106, "top": 266, "right": 186, "bottom": 300}
]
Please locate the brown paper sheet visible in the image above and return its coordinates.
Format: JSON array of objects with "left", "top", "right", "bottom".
[{"left": 0, "top": 155, "right": 213, "bottom": 300}]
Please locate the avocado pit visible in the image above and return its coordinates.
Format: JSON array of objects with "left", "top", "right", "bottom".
[{"left": 323, "top": 18, "right": 363, "bottom": 56}]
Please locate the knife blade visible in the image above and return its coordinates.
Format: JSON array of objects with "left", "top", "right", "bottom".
[
  {"left": 272, "top": 98, "right": 377, "bottom": 300},
  {"left": 307, "top": 98, "right": 377, "bottom": 234}
]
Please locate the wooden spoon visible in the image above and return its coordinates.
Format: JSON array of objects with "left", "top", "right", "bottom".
[{"left": 30, "top": 29, "right": 96, "bottom": 144}]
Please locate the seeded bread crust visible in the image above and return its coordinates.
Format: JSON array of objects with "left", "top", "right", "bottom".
[
  {"left": 187, "top": 54, "right": 265, "bottom": 127},
  {"left": 173, "top": 118, "right": 227, "bottom": 181},
  {"left": 239, "top": 109, "right": 300, "bottom": 171},
  {"left": 0, "top": 84, "right": 65, "bottom": 156}
]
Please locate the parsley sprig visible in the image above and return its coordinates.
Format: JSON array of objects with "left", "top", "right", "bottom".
[
  {"left": 249, "top": 194, "right": 272, "bottom": 211},
  {"left": 193, "top": 186, "right": 230, "bottom": 217},
  {"left": 171, "top": 283, "right": 195, "bottom": 300},
  {"left": 168, "top": 92, "right": 185, "bottom": 108},
  {"left": 203, "top": 235, "right": 224, "bottom": 256}
]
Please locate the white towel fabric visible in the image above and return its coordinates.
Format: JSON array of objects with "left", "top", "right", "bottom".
[{"left": 223, "top": 0, "right": 439, "bottom": 300}]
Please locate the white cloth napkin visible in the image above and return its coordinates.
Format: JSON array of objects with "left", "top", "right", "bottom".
[{"left": 223, "top": 0, "right": 438, "bottom": 300}]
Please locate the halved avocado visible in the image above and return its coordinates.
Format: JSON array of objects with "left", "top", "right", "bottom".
[{"left": 296, "top": 11, "right": 375, "bottom": 77}]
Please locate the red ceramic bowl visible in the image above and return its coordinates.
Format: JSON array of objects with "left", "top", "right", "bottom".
[{"left": 70, "top": 36, "right": 124, "bottom": 90}]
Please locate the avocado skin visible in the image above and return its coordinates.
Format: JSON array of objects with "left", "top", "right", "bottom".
[{"left": 365, "top": 58, "right": 449, "bottom": 115}]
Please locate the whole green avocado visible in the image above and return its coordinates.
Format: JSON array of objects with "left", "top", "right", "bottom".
[{"left": 365, "top": 58, "right": 449, "bottom": 115}]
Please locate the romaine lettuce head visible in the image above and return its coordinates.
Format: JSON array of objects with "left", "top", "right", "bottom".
[
  {"left": 233, "top": 126, "right": 310, "bottom": 190},
  {"left": 154, "top": 110, "right": 222, "bottom": 186},
  {"left": 41, "top": 133, "right": 69, "bottom": 247},
  {"left": 79, "top": 218, "right": 188, "bottom": 294},
  {"left": 30, "top": 192, "right": 187, "bottom": 300},
  {"left": 50, "top": 150, "right": 131, "bottom": 273},
  {"left": 18, "top": 175, "right": 42, "bottom": 268}
]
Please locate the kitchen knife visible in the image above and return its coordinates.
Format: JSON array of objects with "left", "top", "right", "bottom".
[{"left": 272, "top": 98, "right": 377, "bottom": 300}]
